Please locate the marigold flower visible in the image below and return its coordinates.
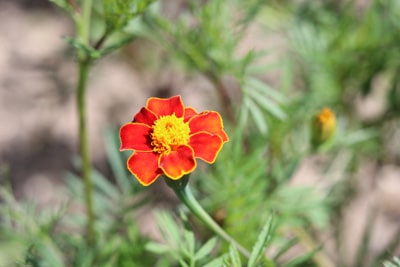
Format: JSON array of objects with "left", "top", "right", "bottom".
[
  {"left": 311, "top": 107, "right": 336, "bottom": 147},
  {"left": 120, "top": 95, "right": 229, "bottom": 186}
]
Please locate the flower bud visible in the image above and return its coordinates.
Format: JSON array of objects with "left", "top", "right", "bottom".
[{"left": 311, "top": 108, "right": 336, "bottom": 148}]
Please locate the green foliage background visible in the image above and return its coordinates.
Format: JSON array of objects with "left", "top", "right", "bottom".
[{"left": 1, "top": 0, "right": 400, "bottom": 266}]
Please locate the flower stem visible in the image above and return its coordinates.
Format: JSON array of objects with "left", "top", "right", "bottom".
[
  {"left": 77, "top": 59, "right": 95, "bottom": 245},
  {"left": 173, "top": 185, "right": 250, "bottom": 258}
]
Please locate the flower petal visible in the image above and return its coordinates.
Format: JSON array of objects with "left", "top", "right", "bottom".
[
  {"left": 146, "top": 95, "right": 184, "bottom": 117},
  {"left": 189, "top": 132, "right": 223, "bottom": 163},
  {"left": 133, "top": 107, "right": 157, "bottom": 126},
  {"left": 127, "top": 151, "right": 163, "bottom": 186},
  {"left": 184, "top": 106, "right": 198, "bottom": 122},
  {"left": 159, "top": 146, "right": 196, "bottom": 179},
  {"left": 120, "top": 123, "right": 152, "bottom": 151},
  {"left": 188, "top": 111, "right": 229, "bottom": 142}
]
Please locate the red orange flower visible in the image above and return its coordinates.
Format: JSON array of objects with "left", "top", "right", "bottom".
[{"left": 120, "top": 95, "right": 229, "bottom": 186}]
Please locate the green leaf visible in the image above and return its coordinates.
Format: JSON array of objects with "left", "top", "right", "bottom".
[
  {"left": 103, "top": 128, "right": 131, "bottom": 194},
  {"left": 63, "top": 37, "right": 101, "bottom": 59},
  {"left": 272, "top": 237, "right": 299, "bottom": 261},
  {"left": 244, "top": 96, "right": 268, "bottom": 134},
  {"left": 91, "top": 169, "right": 119, "bottom": 200},
  {"left": 182, "top": 229, "right": 195, "bottom": 257},
  {"left": 48, "top": 0, "right": 74, "bottom": 14},
  {"left": 203, "top": 255, "right": 226, "bottom": 267},
  {"left": 154, "top": 211, "right": 181, "bottom": 249},
  {"left": 247, "top": 62, "right": 282, "bottom": 75},
  {"left": 340, "top": 129, "right": 376, "bottom": 147},
  {"left": 384, "top": 257, "right": 400, "bottom": 267},
  {"left": 247, "top": 77, "right": 287, "bottom": 103},
  {"left": 36, "top": 239, "right": 65, "bottom": 267},
  {"left": 195, "top": 237, "right": 218, "bottom": 260},
  {"left": 64, "top": 173, "right": 84, "bottom": 198},
  {"left": 228, "top": 244, "right": 242, "bottom": 267},
  {"left": 145, "top": 242, "right": 170, "bottom": 254},
  {"left": 283, "top": 247, "right": 319, "bottom": 267},
  {"left": 248, "top": 215, "right": 273, "bottom": 267},
  {"left": 179, "top": 259, "right": 190, "bottom": 267},
  {"left": 247, "top": 79, "right": 287, "bottom": 120},
  {"left": 98, "top": 35, "right": 137, "bottom": 58}
]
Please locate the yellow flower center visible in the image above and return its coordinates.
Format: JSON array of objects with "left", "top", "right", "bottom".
[{"left": 151, "top": 114, "right": 190, "bottom": 154}]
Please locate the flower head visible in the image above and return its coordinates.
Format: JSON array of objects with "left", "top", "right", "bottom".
[
  {"left": 311, "top": 107, "right": 336, "bottom": 147},
  {"left": 120, "top": 95, "right": 229, "bottom": 186}
]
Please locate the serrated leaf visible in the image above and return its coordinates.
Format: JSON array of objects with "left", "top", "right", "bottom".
[
  {"left": 154, "top": 211, "right": 181, "bottom": 249},
  {"left": 64, "top": 173, "right": 83, "bottom": 198},
  {"left": 179, "top": 259, "right": 190, "bottom": 267},
  {"left": 229, "top": 243, "right": 242, "bottom": 267},
  {"left": 145, "top": 242, "right": 171, "bottom": 254},
  {"left": 341, "top": 129, "right": 376, "bottom": 146},
  {"left": 247, "top": 62, "right": 282, "bottom": 75},
  {"left": 283, "top": 247, "right": 319, "bottom": 267},
  {"left": 385, "top": 257, "right": 400, "bottom": 267},
  {"left": 272, "top": 237, "right": 299, "bottom": 261},
  {"left": 36, "top": 239, "right": 65, "bottom": 267},
  {"left": 247, "top": 77, "right": 287, "bottom": 103},
  {"left": 244, "top": 96, "right": 268, "bottom": 134},
  {"left": 248, "top": 215, "right": 273, "bottom": 267},
  {"left": 195, "top": 237, "right": 218, "bottom": 260},
  {"left": 98, "top": 35, "right": 137, "bottom": 58},
  {"left": 247, "top": 86, "right": 286, "bottom": 120},
  {"left": 182, "top": 229, "right": 195, "bottom": 257},
  {"left": 103, "top": 128, "right": 131, "bottom": 195},
  {"left": 203, "top": 254, "right": 226, "bottom": 267},
  {"left": 91, "top": 169, "right": 119, "bottom": 200}
]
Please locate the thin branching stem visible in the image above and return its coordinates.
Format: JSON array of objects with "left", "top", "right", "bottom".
[
  {"left": 93, "top": 29, "right": 109, "bottom": 50},
  {"left": 77, "top": 59, "right": 95, "bottom": 245},
  {"left": 81, "top": 0, "right": 92, "bottom": 46},
  {"left": 75, "top": 0, "right": 96, "bottom": 246}
]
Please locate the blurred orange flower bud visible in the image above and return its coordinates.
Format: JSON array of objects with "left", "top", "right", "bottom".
[{"left": 311, "top": 108, "right": 336, "bottom": 148}]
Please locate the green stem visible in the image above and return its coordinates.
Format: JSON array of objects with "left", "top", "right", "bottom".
[
  {"left": 81, "top": 0, "right": 92, "bottom": 45},
  {"left": 173, "top": 185, "right": 250, "bottom": 258},
  {"left": 74, "top": 0, "right": 95, "bottom": 246},
  {"left": 77, "top": 60, "right": 95, "bottom": 245}
]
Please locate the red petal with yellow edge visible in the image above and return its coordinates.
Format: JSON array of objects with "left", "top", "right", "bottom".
[
  {"left": 146, "top": 95, "right": 184, "bottom": 117},
  {"left": 127, "top": 151, "right": 162, "bottom": 186},
  {"left": 134, "top": 107, "right": 157, "bottom": 126},
  {"left": 120, "top": 123, "right": 152, "bottom": 151},
  {"left": 188, "top": 111, "right": 229, "bottom": 142},
  {"left": 184, "top": 106, "right": 198, "bottom": 122},
  {"left": 159, "top": 146, "right": 196, "bottom": 179},
  {"left": 189, "top": 132, "right": 223, "bottom": 163}
]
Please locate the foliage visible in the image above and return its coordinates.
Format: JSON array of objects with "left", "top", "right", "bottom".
[
  {"left": 135, "top": 0, "right": 287, "bottom": 134},
  {"left": 1, "top": 0, "right": 399, "bottom": 266},
  {"left": 384, "top": 257, "right": 400, "bottom": 267},
  {"left": 0, "top": 130, "right": 153, "bottom": 267}
]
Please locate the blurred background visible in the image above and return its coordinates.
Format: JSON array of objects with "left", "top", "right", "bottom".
[{"left": 0, "top": 0, "right": 400, "bottom": 266}]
